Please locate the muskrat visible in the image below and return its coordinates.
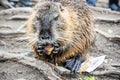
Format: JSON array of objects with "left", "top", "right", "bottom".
[{"left": 27, "top": 0, "right": 96, "bottom": 73}]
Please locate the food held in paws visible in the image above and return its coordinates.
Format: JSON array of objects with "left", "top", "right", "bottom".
[{"left": 44, "top": 44, "right": 54, "bottom": 55}]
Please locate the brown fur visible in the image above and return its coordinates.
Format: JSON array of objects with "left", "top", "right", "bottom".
[{"left": 26, "top": 0, "right": 96, "bottom": 64}]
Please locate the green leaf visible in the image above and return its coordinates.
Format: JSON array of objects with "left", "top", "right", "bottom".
[{"left": 83, "top": 76, "right": 95, "bottom": 80}]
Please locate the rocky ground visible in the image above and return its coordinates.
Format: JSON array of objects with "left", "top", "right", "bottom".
[{"left": 0, "top": 0, "right": 120, "bottom": 80}]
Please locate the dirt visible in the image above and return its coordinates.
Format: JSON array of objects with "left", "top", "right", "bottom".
[
  {"left": 0, "top": 0, "right": 120, "bottom": 80},
  {"left": 0, "top": 61, "right": 46, "bottom": 80}
]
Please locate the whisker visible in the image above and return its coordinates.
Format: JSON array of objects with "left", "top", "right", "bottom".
[{"left": 27, "top": 38, "right": 37, "bottom": 46}]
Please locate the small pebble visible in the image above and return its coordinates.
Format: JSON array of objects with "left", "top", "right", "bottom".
[
  {"left": 17, "top": 70, "right": 22, "bottom": 74},
  {"left": 107, "top": 29, "right": 113, "bottom": 34}
]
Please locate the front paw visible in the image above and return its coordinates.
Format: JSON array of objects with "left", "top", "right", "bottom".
[
  {"left": 52, "top": 42, "right": 60, "bottom": 54},
  {"left": 37, "top": 42, "right": 60, "bottom": 56},
  {"left": 37, "top": 44, "right": 45, "bottom": 55}
]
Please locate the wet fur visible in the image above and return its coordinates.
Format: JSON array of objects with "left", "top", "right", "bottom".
[{"left": 27, "top": 0, "right": 96, "bottom": 64}]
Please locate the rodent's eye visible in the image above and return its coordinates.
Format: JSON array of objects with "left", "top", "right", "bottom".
[{"left": 54, "top": 15, "right": 59, "bottom": 21}]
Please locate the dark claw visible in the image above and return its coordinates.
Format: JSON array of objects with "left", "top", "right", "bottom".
[
  {"left": 53, "top": 51, "right": 59, "bottom": 54},
  {"left": 53, "top": 42, "right": 60, "bottom": 47},
  {"left": 72, "top": 58, "right": 81, "bottom": 72},
  {"left": 37, "top": 45, "right": 44, "bottom": 49},
  {"left": 52, "top": 47, "right": 60, "bottom": 54},
  {"left": 54, "top": 48, "right": 60, "bottom": 51},
  {"left": 37, "top": 50, "right": 43, "bottom": 53},
  {"left": 37, "top": 50, "right": 43, "bottom": 55},
  {"left": 65, "top": 55, "right": 81, "bottom": 73}
]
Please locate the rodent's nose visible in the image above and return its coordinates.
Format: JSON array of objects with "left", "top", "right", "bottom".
[
  {"left": 40, "top": 36, "right": 50, "bottom": 40},
  {"left": 39, "top": 34, "right": 50, "bottom": 40}
]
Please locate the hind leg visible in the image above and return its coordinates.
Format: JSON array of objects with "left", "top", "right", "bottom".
[{"left": 65, "top": 55, "right": 82, "bottom": 73}]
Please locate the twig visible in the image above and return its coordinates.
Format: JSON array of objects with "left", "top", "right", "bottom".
[
  {"left": 16, "top": 22, "right": 27, "bottom": 32},
  {"left": 8, "top": 15, "right": 29, "bottom": 20},
  {"left": 95, "top": 28, "right": 120, "bottom": 41},
  {"left": 91, "top": 70, "right": 120, "bottom": 78}
]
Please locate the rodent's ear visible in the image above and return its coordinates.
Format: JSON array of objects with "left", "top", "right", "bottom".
[
  {"left": 56, "top": 2, "right": 64, "bottom": 11},
  {"left": 59, "top": 4, "right": 64, "bottom": 11},
  {"left": 45, "top": 4, "right": 51, "bottom": 10},
  {"left": 60, "top": 5, "right": 64, "bottom": 11}
]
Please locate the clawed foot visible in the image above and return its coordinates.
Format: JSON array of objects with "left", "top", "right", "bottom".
[
  {"left": 65, "top": 55, "right": 81, "bottom": 73},
  {"left": 37, "top": 42, "right": 60, "bottom": 56},
  {"left": 49, "top": 42, "right": 60, "bottom": 58},
  {"left": 52, "top": 42, "right": 60, "bottom": 54},
  {"left": 37, "top": 44, "right": 45, "bottom": 55}
]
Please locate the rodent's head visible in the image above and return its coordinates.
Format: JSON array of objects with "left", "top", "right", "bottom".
[{"left": 29, "top": 2, "right": 77, "bottom": 46}]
